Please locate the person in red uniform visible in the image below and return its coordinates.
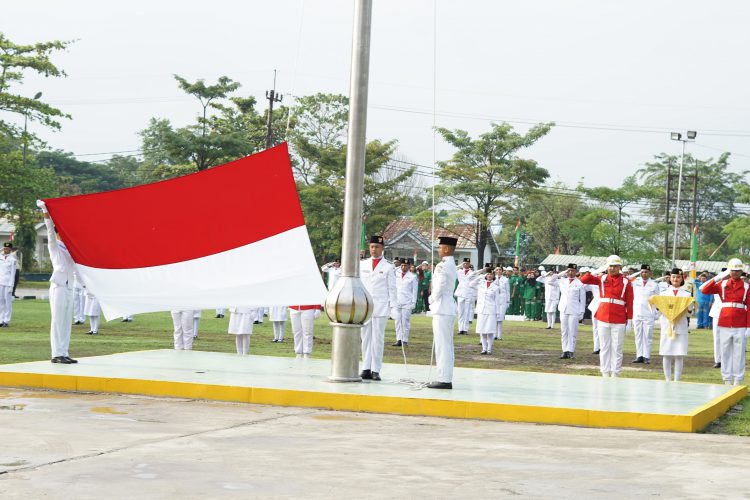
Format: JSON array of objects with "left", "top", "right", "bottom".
[
  {"left": 699, "top": 258, "right": 749, "bottom": 385},
  {"left": 580, "top": 255, "right": 634, "bottom": 377}
]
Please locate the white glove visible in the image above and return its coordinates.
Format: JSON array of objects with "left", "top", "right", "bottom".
[
  {"left": 714, "top": 270, "right": 731, "bottom": 282},
  {"left": 625, "top": 319, "right": 632, "bottom": 333},
  {"left": 595, "top": 264, "right": 608, "bottom": 274},
  {"left": 36, "top": 199, "right": 47, "bottom": 213}
]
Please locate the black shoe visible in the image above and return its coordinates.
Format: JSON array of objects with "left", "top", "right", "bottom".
[
  {"left": 0, "top": 323, "right": 6, "bottom": 327},
  {"left": 632, "top": 356, "right": 644, "bottom": 364},
  {"left": 121, "top": 319, "right": 129, "bottom": 322},
  {"left": 481, "top": 350, "right": 487, "bottom": 355},
  {"left": 560, "top": 352, "right": 569, "bottom": 359},
  {"left": 545, "top": 326, "right": 552, "bottom": 330},
  {"left": 714, "top": 362, "right": 721, "bottom": 369},
  {"left": 360, "top": 369, "right": 372, "bottom": 380},
  {"left": 644, "top": 358, "right": 650, "bottom": 365},
  {"left": 402, "top": 341, "right": 408, "bottom": 347},
  {"left": 371, "top": 372, "right": 381, "bottom": 381},
  {"left": 51, "top": 356, "right": 63, "bottom": 363},
  {"left": 64, "top": 356, "right": 78, "bottom": 364},
  {"left": 567, "top": 351, "right": 575, "bottom": 359},
  {"left": 272, "top": 339, "right": 278, "bottom": 343},
  {"left": 426, "top": 381, "right": 452, "bottom": 389},
  {"left": 253, "top": 320, "right": 260, "bottom": 324},
  {"left": 593, "top": 349, "right": 600, "bottom": 354},
  {"left": 58, "top": 357, "right": 75, "bottom": 364},
  {"left": 86, "top": 331, "right": 94, "bottom": 335},
  {"left": 215, "top": 314, "right": 221, "bottom": 318},
  {"left": 392, "top": 340, "right": 402, "bottom": 347}
]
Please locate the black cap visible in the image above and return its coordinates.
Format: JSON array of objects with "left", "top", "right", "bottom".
[
  {"left": 369, "top": 235, "right": 384, "bottom": 245},
  {"left": 567, "top": 263, "right": 577, "bottom": 270},
  {"left": 463, "top": 258, "right": 471, "bottom": 263},
  {"left": 394, "top": 257, "right": 401, "bottom": 261},
  {"left": 721, "top": 268, "right": 727, "bottom": 272},
  {"left": 2, "top": 242, "right": 11, "bottom": 248},
  {"left": 484, "top": 262, "right": 492, "bottom": 268},
  {"left": 438, "top": 236, "right": 458, "bottom": 247},
  {"left": 671, "top": 268, "right": 682, "bottom": 275},
  {"left": 641, "top": 264, "right": 651, "bottom": 271}
]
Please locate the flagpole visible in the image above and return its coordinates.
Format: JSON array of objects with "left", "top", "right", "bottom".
[{"left": 324, "top": 0, "right": 374, "bottom": 382}]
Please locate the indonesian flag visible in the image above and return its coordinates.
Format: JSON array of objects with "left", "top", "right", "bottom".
[{"left": 42, "top": 143, "right": 327, "bottom": 320}]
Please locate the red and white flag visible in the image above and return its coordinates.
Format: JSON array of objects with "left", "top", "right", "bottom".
[{"left": 42, "top": 143, "right": 327, "bottom": 320}]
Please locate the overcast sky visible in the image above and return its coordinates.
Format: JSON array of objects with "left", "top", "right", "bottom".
[{"left": 4, "top": 0, "right": 750, "bottom": 188}]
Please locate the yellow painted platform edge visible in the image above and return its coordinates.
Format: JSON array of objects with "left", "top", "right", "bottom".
[
  {"left": 0, "top": 370, "right": 713, "bottom": 433},
  {"left": 687, "top": 385, "right": 747, "bottom": 432}
]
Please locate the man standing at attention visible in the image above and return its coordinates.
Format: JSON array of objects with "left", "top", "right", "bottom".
[
  {"left": 427, "top": 236, "right": 459, "bottom": 389},
  {"left": 36, "top": 200, "right": 78, "bottom": 364},
  {"left": 360, "top": 235, "right": 397, "bottom": 381},
  {"left": 580, "top": 255, "right": 634, "bottom": 377}
]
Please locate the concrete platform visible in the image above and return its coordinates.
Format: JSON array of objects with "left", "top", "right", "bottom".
[{"left": 0, "top": 350, "right": 744, "bottom": 433}]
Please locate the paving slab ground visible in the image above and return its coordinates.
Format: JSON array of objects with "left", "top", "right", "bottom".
[{"left": 0, "top": 387, "right": 748, "bottom": 499}]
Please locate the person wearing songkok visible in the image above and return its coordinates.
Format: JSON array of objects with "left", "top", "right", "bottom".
[
  {"left": 427, "top": 236, "right": 459, "bottom": 389},
  {"left": 630, "top": 264, "right": 660, "bottom": 364},
  {"left": 359, "top": 235, "right": 397, "bottom": 381}
]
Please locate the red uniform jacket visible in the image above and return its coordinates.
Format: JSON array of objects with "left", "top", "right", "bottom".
[
  {"left": 699, "top": 278, "right": 750, "bottom": 328},
  {"left": 580, "top": 272, "right": 634, "bottom": 324},
  {"left": 290, "top": 305, "right": 320, "bottom": 311}
]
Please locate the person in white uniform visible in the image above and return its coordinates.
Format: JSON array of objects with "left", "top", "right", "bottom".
[
  {"left": 37, "top": 200, "right": 78, "bottom": 364},
  {"left": 475, "top": 270, "right": 501, "bottom": 355},
  {"left": 360, "top": 235, "right": 397, "bottom": 381},
  {"left": 70, "top": 274, "right": 85, "bottom": 325},
  {"left": 427, "top": 236, "right": 459, "bottom": 389},
  {"left": 537, "top": 268, "right": 561, "bottom": 329},
  {"left": 630, "top": 264, "right": 660, "bottom": 364},
  {"left": 269, "top": 305, "right": 288, "bottom": 342},
  {"left": 454, "top": 258, "right": 474, "bottom": 335},
  {"left": 171, "top": 310, "right": 195, "bottom": 350},
  {"left": 321, "top": 259, "right": 342, "bottom": 291},
  {"left": 657, "top": 268, "right": 693, "bottom": 382},
  {"left": 392, "top": 259, "right": 418, "bottom": 347},
  {"left": 0, "top": 242, "right": 17, "bottom": 327},
  {"left": 582, "top": 267, "right": 602, "bottom": 354},
  {"left": 289, "top": 305, "right": 320, "bottom": 357},
  {"left": 84, "top": 290, "right": 101, "bottom": 335},
  {"left": 228, "top": 306, "right": 256, "bottom": 355},
  {"left": 494, "top": 267, "right": 511, "bottom": 340},
  {"left": 555, "top": 263, "right": 587, "bottom": 359}
]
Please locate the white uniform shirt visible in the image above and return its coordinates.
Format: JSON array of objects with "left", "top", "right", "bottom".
[
  {"left": 558, "top": 277, "right": 587, "bottom": 316},
  {"left": 395, "top": 270, "right": 419, "bottom": 308},
  {"left": 454, "top": 267, "right": 474, "bottom": 298},
  {"left": 320, "top": 263, "right": 341, "bottom": 291},
  {"left": 360, "top": 257, "right": 397, "bottom": 318},
  {"left": 632, "top": 277, "right": 660, "bottom": 318},
  {"left": 45, "top": 218, "right": 77, "bottom": 287},
  {"left": 475, "top": 280, "right": 501, "bottom": 316},
  {"left": 586, "top": 284, "right": 600, "bottom": 314},
  {"left": 0, "top": 252, "right": 17, "bottom": 287},
  {"left": 495, "top": 275, "right": 510, "bottom": 306},
  {"left": 430, "top": 256, "right": 458, "bottom": 315}
]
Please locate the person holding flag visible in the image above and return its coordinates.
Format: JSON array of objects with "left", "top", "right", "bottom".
[
  {"left": 699, "top": 258, "right": 749, "bottom": 385},
  {"left": 652, "top": 268, "right": 694, "bottom": 382}
]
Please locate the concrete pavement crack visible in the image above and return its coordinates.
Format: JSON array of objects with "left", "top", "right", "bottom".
[{"left": 0, "top": 408, "right": 318, "bottom": 476}]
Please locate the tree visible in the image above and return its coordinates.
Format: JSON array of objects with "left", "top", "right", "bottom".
[
  {"left": 435, "top": 122, "right": 553, "bottom": 266},
  {"left": 0, "top": 32, "right": 72, "bottom": 137},
  {"left": 637, "top": 152, "right": 749, "bottom": 260},
  {"left": 0, "top": 147, "right": 57, "bottom": 270}
]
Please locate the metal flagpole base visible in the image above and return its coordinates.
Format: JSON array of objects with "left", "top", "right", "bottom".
[{"left": 328, "top": 323, "right": 363, "bottom": 382}]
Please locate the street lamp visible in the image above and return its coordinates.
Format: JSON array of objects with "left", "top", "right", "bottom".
[{"left": 670, "top": 130, "right": 697, "bottom": 267}]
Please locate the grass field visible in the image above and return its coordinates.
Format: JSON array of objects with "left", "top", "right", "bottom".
[{"left": 0, "top": 299, "right": 747, "bottom": 435}]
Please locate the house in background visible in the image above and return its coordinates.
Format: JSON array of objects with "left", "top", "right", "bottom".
[
  {"left": 382, "top": 216, "right": 502, "bottom": 267},
  {"left": 0, "top": 217, "right": 50, "bottom": 270}
]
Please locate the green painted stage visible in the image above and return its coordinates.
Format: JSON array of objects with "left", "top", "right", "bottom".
[{"left": 0, "top": 350, "right": 743, "bottom": 432}]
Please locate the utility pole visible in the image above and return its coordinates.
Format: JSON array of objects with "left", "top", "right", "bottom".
[{"left": 265, "top": 70, "right": 283, "bottom": 149}]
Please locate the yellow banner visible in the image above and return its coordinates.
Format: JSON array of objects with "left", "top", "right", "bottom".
[{"left": 648, "top": 295, "right": 695, "bottom": 339}]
